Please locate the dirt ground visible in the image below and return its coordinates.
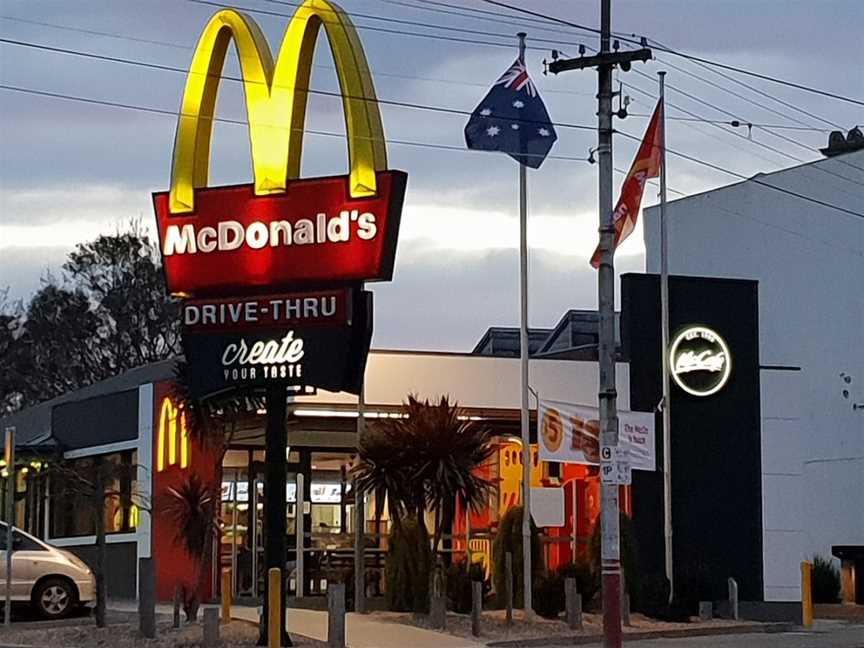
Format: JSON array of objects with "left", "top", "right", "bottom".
[
  {"left": 0, "top": 616, "right": 326, "bottom": 648},
  {"left": 376, "top": 608, "right": 752, "bottom": 642}
]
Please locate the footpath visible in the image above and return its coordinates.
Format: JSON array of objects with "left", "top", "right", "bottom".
[{"left": 231, "top": 607, "right": 484, "bottom": 648}]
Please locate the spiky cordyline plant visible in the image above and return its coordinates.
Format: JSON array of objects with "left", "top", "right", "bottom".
[{"left": 353, "top": 395, "right": 495, "bottom": 554}]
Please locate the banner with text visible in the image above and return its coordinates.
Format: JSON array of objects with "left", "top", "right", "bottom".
[{"left": 538, "top": 399, "right": 655, "bottom": 471}]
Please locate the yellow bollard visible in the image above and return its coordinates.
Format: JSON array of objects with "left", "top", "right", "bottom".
[
  {"left": 801, "top": 561, "right": 813, "bottom": 629},
  {"left": 268, "top": 568, "right": 282, "bottom": 648},
  {"left": 221, "top": 568, "right": 232, "bottom": 624}
]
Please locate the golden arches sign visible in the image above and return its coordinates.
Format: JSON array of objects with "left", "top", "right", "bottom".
[
  {"left": 170, "top": 0, "right": 387, "bottom": 214},
  {"left": 157, "top": 397, "right": 190, "bottom": 472}
]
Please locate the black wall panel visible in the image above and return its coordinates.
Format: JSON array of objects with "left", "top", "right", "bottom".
[
  {"left": 52, "top": 390, "right": 139, "bottom": 450},
  {"left": 622, "top": 273, "right": 763, "bottom": 603}
]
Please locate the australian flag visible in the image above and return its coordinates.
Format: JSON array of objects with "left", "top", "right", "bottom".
[{"left": 465, "top": 59, "right": 558, "bottom": 169}]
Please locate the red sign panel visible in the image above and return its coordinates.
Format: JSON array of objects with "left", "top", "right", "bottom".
[
  {"left": 183, "top": 289, "right": 350, "bottom": 333},
  {"left": 153, "top": 170, "right": 407, "bottom": 297}
]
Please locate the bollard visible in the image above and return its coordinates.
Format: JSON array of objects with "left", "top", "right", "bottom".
[
  {"left": 505, "top": 552, "right": 514, "bottom": 626},
  {"left": 471, "top": 581, "right": 482, "bottom": 637},
  {"left": 801, "top": 561, "right": 813, "bottom": 629},
  {"left": 622, "top": 593, "right": 631, "bottom": 627},
  {"left": 138, "top": 557, "right": 156, "bottom": 639},
  {"left": 327, "top": 583, "right": 346, "bottom": 648},
  {"left": 268, "top": 568, "right": 282, "bottom": 648},
  {"left": 428, "top": 562, "right": 447, "bottom": 630},
  {"left": 564, "top": 578, "right": 582, "bottom": 630},
  {"left": 221, "top": 568, "right": 232, "bottom": 624},
  {"left": 727, "top": 578, "right": 739, "bottom": 620},
  {"left": 840, "top": 560, "right": 856, "bottom": 605},
  {"left": 203, "top": 608, "right": 220, "bottom": 647},
  {"left": 699, "top": 601, "right": 713, "bottom": 621},
  {"left": 173, "top": 586, "right": 182, "bottom": 629}
]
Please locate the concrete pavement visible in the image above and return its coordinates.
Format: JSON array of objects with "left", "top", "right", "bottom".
[
  {"left": 231, "top": 606, "right": 485, "bottom": 648},
  {"left": 544, "top": 621, "right": 864, "bottom": 648}
]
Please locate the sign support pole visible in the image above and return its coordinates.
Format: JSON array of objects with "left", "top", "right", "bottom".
[
  {"left": 354, "top": 380, "right": 366, "bottom": 614},
  {"left": 516, "top": 30, "right": 534, "bottom": 623},
  {"left": 657, "top": 71, "right": 674, "bottom": 603},
  {"left": 4, "top": 427, "right": 13, "bottom": 628},
  {"left": 262, "top": 386, "right": 291, "bottom": 647}
]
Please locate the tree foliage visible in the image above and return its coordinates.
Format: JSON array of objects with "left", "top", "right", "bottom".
[
  {"left": 492, "top": 505, "right": 542, "bottom": 608},
  {"left": 0, "top": 223, "right": 181, "bottom": 413}
]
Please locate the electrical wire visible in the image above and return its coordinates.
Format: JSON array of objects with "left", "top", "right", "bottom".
[
  {"left": 475, "top": 0, "right": 864, "bottom": 107},
  {"left": 256, "top": 0, "right": 589, "bottom": 50},
  {"left": 0, "top": 14, "right": 592, "bottom": 98},
  {"left": 184, "top": 0, "right": 550, "bottom": 52},
  {"left": 623, "top": 75, "right": 864, "bottom": 183},
  {"left": 627, "top": 115, "right": 829, "bottom": 132},
  {"left": 644, "top": 37, "right": 847, "bottom": 131},
  {"left": 372, "top": 0, "right": 579, "bottom": 38},
  {"left": 0, "top": 37, "right": 597, "bottom": 133},
  {"left": 0, "top": 83, "right": 591, "bottom": 163},
  {"left": 614, "top": 128, "right": 864, "bottom": 219}
]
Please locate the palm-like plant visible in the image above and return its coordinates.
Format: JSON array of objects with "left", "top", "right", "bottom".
[
  {"left": 161, "top": 474, "right": 218, "bottom": 620},
  {"left": 353, "top": 395, "right": 495, "bottom": 553}
]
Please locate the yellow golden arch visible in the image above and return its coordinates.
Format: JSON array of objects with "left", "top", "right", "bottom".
[
  {"left": 170, "top": 0, "right": 387, "bottom": 214},
  {"left": 157, "top": 397, "right": 190, "bottom": 472}
]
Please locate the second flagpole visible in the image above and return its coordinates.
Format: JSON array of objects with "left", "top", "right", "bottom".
[
  {"left": 658, "top": 70, "right": 674, "bottom": 603},
  {"left": 516, "top": 31, "right": 534, "bottom": 621}
]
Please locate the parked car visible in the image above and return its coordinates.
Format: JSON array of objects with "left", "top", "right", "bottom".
[{"left": 0, "top": 523, "right": 96, "bottom": 619}]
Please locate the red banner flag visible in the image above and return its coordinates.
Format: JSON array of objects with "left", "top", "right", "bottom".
[{"left": 590, "top": 99, "right": 663, "bottom": 268}]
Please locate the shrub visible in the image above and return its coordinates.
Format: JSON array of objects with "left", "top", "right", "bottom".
[
  {"left": 558, "top": 558, "right": 600, "bottom": 608},
  {"left": 385, "top": 517, "right": 432, "bottom": 612},
  {"left": 589, "top": 513, "right": 639, "bottom": 607},
  {"left": 492, "top": 506, "right": 543, "bottom": 608},
  {"left": 811, "top": 555, "right": 841, "bottom": 604},
  {"left": 533, "top": 573, "right": 565, "bottom": 619},
  {"left": 446, "top": 560, "right": 490, "bottom": 613}
]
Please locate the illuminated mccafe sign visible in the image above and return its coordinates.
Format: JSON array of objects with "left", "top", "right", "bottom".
[
  {"left": 153, "top": 1, "right": 406, "bottom": 297},
  {"left": 669, "top": 326, "right": 732, "bottom": 397}
]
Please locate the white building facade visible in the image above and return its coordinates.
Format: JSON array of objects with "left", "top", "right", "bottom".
[{"left": 644, "top": 149, "right": 864, "bottom": 602}]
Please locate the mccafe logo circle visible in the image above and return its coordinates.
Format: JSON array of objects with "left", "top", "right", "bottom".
[{"left": 669, "top": 326, "right": 732, "bottom": 397}]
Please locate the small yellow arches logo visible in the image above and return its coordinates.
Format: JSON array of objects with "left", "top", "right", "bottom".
[
  {"left": 170, "top": 0, "right": 387, "bottom": 214},
  {"left": 157, "top": 397, "right": 190, "bottom": 472}
]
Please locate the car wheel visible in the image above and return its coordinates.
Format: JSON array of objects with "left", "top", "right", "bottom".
[{"left": 33, "top": 578, "right": 76, "bottom": 619}]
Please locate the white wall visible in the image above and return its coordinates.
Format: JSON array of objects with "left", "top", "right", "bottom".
[{"left": 644, "top": 150, "right": 864, "bottom": 601}]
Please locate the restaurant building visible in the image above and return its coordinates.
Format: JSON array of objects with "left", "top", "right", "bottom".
[{"left": 1, "top": 269, "right": 793, "bottom": 617}]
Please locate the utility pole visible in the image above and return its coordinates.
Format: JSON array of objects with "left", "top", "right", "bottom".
[{"left": 547, "top": 2, "right": 651, "bottom": 646}]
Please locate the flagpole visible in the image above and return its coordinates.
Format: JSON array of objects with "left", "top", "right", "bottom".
[
  {"left": 657, "top": 70, "right": 674, "bottom": 604},
  {"left": 516, "top": 31, "right": 534, "bottom": 621}
]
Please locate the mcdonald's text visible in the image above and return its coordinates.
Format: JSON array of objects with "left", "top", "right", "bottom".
[{"left": 154, "top": 172, "right": 406, "bottom": 297}]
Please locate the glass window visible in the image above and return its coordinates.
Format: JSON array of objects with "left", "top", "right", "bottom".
[{"left": 49, "top": 450, "right": 138, "bottom": 539}]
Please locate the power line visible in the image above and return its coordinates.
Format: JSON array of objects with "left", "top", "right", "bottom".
[
  {"left": 627, "top": 115, "right": 829, "bottom": 132},
  {"left": 183, "top": 0, "right": 549, "bottom": 52},
  {"left": 475, "top": 0, "right": 864, "bottom": 107},
  {"left": 623, "top": 75, "right": 864, "bottom": 184},
  {"left": 0, "top": 37, "right": 597, "bottom": 132},
  {"left": 0, "top": 14, "right": 591, "bottom": 98},
  {"left": 0, "top": 83, "right": 591, "bottom": 163},
  {"left": 649, "top": 53, "right": 842, "bottom": 132},
  {"left": 615, "top": 128, "right": 864, "bottom": 219},
  {"left": 257, "top": 0, "right": 589, "bottom": 50},
  {"left": 614, "top": 169, "right": 863, "bottom": 257},
  {"left": 644, "top": 37, "right": 847, "bottom": 131}
]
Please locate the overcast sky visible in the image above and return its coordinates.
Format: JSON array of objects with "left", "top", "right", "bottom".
[{"left": 1, "top": 0, "right": 862, "bottom": 351}]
